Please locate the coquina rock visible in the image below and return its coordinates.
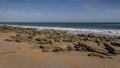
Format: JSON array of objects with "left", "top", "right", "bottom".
[
  {"left": 104, "top": 42, "right": 120, "bottom": 55},
  {"left": 74, "top": 41, "right": 109, "bottom": 55}
]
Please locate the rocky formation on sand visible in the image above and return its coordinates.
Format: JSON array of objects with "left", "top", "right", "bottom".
[{"left": 1, "top": 25, "right": 120, "bottom": 58}]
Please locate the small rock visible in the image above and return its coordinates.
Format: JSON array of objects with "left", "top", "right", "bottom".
[
  {"left": 88, "top": 53, "right": 105, "bottom": 58},
  {"left": 104, "top": 43, "right": 117, "bottom": 54},
  {"left": 111, "top": 41, "right": 120, "bottom": 47},
  {"left": 52, "top": 47, "right": 63, "bottom": 52},
  {"left": 74, "top": 41, "right": 108, "bottom": 55},
  {"left": 66, "top": 45, "right": 75, "bottom": 51}
]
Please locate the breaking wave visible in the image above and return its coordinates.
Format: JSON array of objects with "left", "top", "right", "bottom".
[{"left": 0, "top": 24, "right": 120, "bottom": 36}]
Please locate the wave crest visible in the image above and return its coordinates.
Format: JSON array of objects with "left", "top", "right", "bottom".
[{"left": 0, "top": 24, "right": 120, "bottom": 36}]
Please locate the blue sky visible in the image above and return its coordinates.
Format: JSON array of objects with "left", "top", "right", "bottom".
[{"left": 0, "top": 0, "right": 120, "bottom": 22}]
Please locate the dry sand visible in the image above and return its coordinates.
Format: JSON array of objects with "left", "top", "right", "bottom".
[{"left": 0, "top": 33, "right": 120, "bottom": 68}]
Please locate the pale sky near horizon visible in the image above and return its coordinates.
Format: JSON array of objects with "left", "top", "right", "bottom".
[{"left": 0, "top": 0, "right": 120, "bottom": 22}]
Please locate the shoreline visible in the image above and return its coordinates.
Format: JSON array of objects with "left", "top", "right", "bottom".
[
  {"left": 0, "top": 25, "right": 120, "bottom": 54},
  {"left": 0, "top": 24, "right": 120, "bottom": 36},
  {"left": 0, "top": 25, "right": 120, "bottom": 68}
]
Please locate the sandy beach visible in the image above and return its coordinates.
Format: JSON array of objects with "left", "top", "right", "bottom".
[{"left": 0, "top": 25, "right": 120, "bottom": 68}]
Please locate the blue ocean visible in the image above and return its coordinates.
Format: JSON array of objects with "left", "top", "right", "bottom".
[{"left": 0, "top": 22, "right": 120, "bottom": 36}]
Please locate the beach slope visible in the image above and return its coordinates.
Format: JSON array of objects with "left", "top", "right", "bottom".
[{"left": 0, "top": 26, "right": 120, "bottom": 68}]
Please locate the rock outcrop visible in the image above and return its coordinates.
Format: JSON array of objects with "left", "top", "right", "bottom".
[{"left": 1, "top": 25, "right": 120, "bottom": 58}]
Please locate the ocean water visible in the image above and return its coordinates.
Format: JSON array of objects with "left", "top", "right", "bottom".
[{"left": 0, "top": 22, "right": 120, "bottom": 36}]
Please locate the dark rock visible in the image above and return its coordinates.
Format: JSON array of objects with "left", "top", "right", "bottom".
[
  {"left": 118, "top": 36, "right": 120, "bottom": 39},
  {"left": 95, "top": 38, "right": 101, "bottom": 43},
  {"left": 88, "top": 34, "right": 95, "bottom": 38},
  {"left": 4, "top": 39, "right": 12, "bottom": 41},
  {"left": 36, "top": 38, "right": 50, "bottom": 44},
  {"left": 74, "top": 41, "right": 108, "bottom": 55},
  {"left": 39, "top": 44, "right": 55, "bottom": 52},
  {"left": 74, "top": 44, "right": 87, "bottom": 51},
  {"left": 65, "top": 45, "right": 75, "bottom": 51},
  {"left": 104, "top": 43, "right": 118, "bottom": 54},
  {"left": 52, "top": 47, "right": 63, "bottom": 52},
  {"left": 88, "top": 52, "right": 113, "bottom": 59},
  {"left": 77, "top": 34, "right": 87, "bottom": 37},
  {"left": 111, "top": 41, "right": 120, "bottom": 47},
  {"left": 88, "top": 53, "right": 105, "bottom": 58}
]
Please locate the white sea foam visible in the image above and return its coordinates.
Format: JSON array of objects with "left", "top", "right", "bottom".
[{"left": 0, "top": 24, "right": 120, "bottom": 36}]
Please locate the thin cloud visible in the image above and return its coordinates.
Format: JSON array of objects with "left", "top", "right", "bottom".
[
  {"left": 0, "top": 9, "right": 44, "bottom": 16},
  {"left": 0, "top": 9, "right": 50, "bottom": 22},
  {"left": 107, "top": 10, "right": 120, "bottom": 14}
]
